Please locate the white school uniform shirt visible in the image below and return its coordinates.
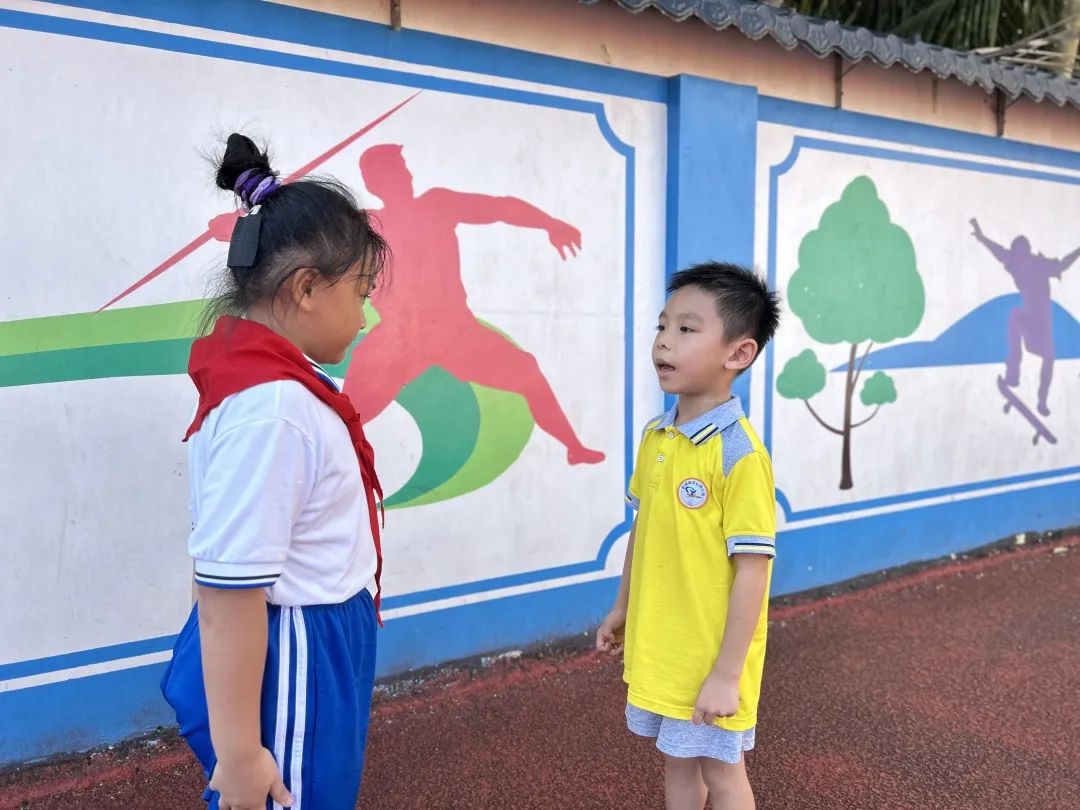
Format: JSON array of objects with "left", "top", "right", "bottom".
[{"left": 186, "top": 365, "right": 375, "bottom": 606}]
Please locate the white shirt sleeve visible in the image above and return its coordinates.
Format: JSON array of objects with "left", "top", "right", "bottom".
[{"left": 189, "top": 417, "right": 317, "bottom": 589}]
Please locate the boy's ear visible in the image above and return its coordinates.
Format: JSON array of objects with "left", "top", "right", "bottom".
[{"left": 725, "top": 337, "right": 759, "bottom": 372}]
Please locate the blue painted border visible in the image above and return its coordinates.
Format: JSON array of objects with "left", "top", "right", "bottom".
[
  {"left": 665, "top": 76, "right": 757, "bottom": 273},
  {"left": 664, "top": 75, "right": 759, "bottom": 413},
  {"left": 0, "top": 575, "right": 620, "bottom": 765},
  {"left": 0, "top": 6, "right": 637, "bottom": 646},
  {"left": 4, "top": 473, "right": 1075, "bottom": 765},
  {"left": 759, "top": 97, "right": 1080, "bottom": 171},
  {"left": 0, "top": 658, "right": 176, "bottom": 766},
  {"left": 37, "top": 0, "right": 667, "bottom": 102},
  {"left": 770, "top": 477, "right": 1080, "bottom": 596},
  {"left": 0, "top": 9, "right": 632, "bottom": 114},
  {"left": 762, "top": 126, "right": 1080, "bottom": 521},
  {"left": 0, "top": 635, "right": 175, "bottom": 682}
]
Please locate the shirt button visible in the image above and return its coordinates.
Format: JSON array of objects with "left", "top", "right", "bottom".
[
  {"left": 657, "top": 454, "right": 665, "bottom": 462},
  {"left": 667, "top": 432, "right": 675, "bottom": 439}
]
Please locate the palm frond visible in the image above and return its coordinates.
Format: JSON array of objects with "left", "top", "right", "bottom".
[{"left": 779, "top": 0, "right": 1070, "bottom": 54}]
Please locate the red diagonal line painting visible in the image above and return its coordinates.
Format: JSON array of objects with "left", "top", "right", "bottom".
[{"left": 97, "top": 91, "right": 422, "bottom": 313}]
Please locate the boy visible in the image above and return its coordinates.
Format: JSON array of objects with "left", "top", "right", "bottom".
[{"left": 597, "top": 262, "right": 781, "bottom": 810}]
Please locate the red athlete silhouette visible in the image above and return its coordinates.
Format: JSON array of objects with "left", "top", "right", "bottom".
[{"left": 346, "top": 144, "right": 604, "bottom": 465}]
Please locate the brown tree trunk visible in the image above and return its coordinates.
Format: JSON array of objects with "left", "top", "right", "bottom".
[{"left": 839, "top": 342, "right": 857, "bottom": 490}]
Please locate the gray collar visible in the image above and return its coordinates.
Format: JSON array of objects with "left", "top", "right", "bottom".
[{"left": 653, "top": 397, "right": 744, "bottom": 446}]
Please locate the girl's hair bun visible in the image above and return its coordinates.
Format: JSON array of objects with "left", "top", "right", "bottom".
[{"left": 215, "top": 133, "right": 274, "bottom": 193}]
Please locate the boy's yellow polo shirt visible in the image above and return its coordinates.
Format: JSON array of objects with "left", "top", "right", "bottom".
[{"left": 624, "top": 397, "right": 776, "bottom": 731}]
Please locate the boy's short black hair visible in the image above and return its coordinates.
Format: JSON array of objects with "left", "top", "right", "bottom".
[{"left": 667, "top": 262, "right": 781, "bottom": 364}]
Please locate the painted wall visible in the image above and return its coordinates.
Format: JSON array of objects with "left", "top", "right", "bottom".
[
  {"left": 1, "top": 0, "right": 1077, "bottom": 766},
  {"left": 754, "top": 108, "right": 1080, "bottom": 600}
]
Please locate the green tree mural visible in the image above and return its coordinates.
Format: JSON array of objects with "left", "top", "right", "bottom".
[{"left": 778, "top": 177, "right": 925, "bottom": 490}]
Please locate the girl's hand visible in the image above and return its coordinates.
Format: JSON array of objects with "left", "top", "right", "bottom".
[
  {"left": 211, "top": 747, "right": 293, "bottom": 810},
  {"left": 596, "top": 608, "right": 626, "bottom": 655},
  {"left": 692, "top": 672, "right": 740, "bottom": 726}
]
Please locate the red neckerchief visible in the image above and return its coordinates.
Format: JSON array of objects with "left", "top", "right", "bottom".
[{"left": 184, "top": 316, "right": 385, "bottom": 625}]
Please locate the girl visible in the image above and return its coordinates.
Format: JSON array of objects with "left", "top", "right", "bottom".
[{"left": 161, "top": 133, "right": 390, "bottom": 810}]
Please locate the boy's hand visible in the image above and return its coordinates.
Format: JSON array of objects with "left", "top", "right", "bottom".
[
  {"left": 211, "top": 747, "right": 293, "bottom": 810},
  {"left": 692, "top": 672, "right": 740, "bottom": 725},
  {"left": 595, "top": 607, "right": 626, "bottom": 655},
  {"left": 970, "top": 217, "right": 983, "bottom": 238}
]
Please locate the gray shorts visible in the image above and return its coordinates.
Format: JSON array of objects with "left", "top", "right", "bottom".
[{"left": 626, "top": 704, "right": 755, "bottom": 764}]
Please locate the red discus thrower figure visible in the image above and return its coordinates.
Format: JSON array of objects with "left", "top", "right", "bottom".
[{"left": 346, "top": 144, "right": 604, "bottom": 465}]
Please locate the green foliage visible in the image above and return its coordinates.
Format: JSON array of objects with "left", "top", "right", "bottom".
[
  {"left": 861, "top": 371, "right": 898, "bottom": 406},
  {"left": 780, "top": 0, "right": 1067, "bottom": 52},
  {"left": 789, "top": 176, "right": 925, "bottom": 346},
  {"left": 777, "top": 349, "right": 827, "bottom": 400}
]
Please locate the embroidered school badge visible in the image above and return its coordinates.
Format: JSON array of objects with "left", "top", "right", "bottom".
[{"left": 678, "top": 478, "right": 708, "bottom": 509}]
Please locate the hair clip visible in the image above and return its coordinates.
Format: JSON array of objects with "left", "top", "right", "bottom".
[{"left": 227, "top": 208, "right": 262, "bottom": 269}]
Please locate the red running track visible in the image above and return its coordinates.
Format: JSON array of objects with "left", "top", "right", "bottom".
[{"left": 3, "top": 536, "right": 1078, "bottom": 809}]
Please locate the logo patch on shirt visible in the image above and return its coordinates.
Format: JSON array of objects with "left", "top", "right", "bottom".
[{"left": 678, "top": 478, "right": 708, "bottom": 509}]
